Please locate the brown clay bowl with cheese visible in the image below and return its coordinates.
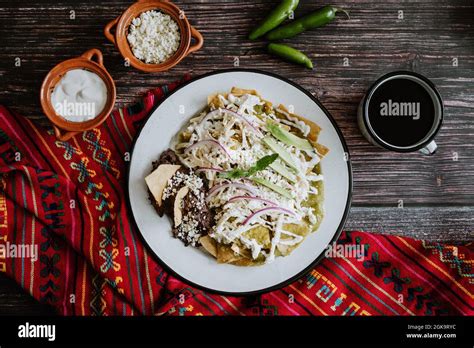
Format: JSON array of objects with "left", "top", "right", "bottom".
[{"left": 104, "top": 0, "right": 204, "bottom": 73}]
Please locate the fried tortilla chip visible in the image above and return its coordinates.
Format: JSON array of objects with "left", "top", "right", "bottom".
[
  {"left": 242, "top": 226, "right": 271, "bottom": 249},
  {"left": 201, "top": 234, "right": 260, "bottom": 266},
  {"left": 313, "top": 142, "right": 330, "bottom": 157},
  {"left": 231, "top": 87, "right": 273, "bottom": 112},
  {"left": 200, "top": 236, "right": 217, "bottom": 257},
  {"left": 277, "top": 222, "right": 311, "bottom": 256},
  {"left": 232, "top": 256, "right": 262, "bottom": 266},
  {"left": 207, "top": 94, "right": 225, "bottom": 109},
  {"left": 276, "top": 103, "right": 330, "bottom": 159},
  {"left": 230, "top": 87, "right": 261, "bottom": 98},
  {"left": 200, "top": 236, "right": 266, "bottom": 266},
  {"left": 277, "top": 104, "right": 322, "bottom": 142},
  {"left": 216, "top": 243, "right": 239, "bottom": 263}
]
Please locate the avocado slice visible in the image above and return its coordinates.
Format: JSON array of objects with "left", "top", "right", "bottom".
[
  {"left": 269, "top": 160, "right": 296, "bottom": 183},
  {"left": 262, "top": 136, "right": 300, "bottom": 172},
  {"left": 266, "top": 122, "right": 313, "bottom": 152},
  {"left": 252, "top": 177, "right": 292, "bottom": 199}
]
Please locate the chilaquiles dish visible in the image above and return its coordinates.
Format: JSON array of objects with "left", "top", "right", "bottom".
[{"left": 145, "top": 87, "right": 329, "bottom": 266}]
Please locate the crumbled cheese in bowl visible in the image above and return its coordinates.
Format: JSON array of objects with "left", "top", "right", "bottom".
[{"left": 127, "top": 10, "right": 181, "bottom": 64}]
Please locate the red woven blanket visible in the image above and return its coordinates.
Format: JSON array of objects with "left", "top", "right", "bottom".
[{"left": 0, "top": 79, "right": 472, "bottom": 316}]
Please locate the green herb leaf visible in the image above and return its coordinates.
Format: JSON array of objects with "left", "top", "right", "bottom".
[{"left": 219, "top": 154, "right": 278, "bottom": 179}]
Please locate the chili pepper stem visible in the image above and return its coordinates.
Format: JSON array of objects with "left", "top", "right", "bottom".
[{"left": 334, "top": 8, "right": 350, "bottom": 19}]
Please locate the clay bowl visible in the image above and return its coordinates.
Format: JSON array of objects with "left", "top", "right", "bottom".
[
  {"left": 104, "top": 0, "right": 203, "bottom": 73},
  {"left": 40, "top": 49, "right": 116, "bottom": 141}
]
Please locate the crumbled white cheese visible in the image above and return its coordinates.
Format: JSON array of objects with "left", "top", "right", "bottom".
[
  {"left": 162, "top": 170, "right": 203, "bottom": 201},
  {"left": 177, "top": 215, "right": 201, "bottom": 246},
  {"left": 127, "top": 10, "right": 181, "bottom": 64}
]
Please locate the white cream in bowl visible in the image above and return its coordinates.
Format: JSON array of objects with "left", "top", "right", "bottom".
[{"left": 51, "top": 69, "right": 108, "bottom": 122}]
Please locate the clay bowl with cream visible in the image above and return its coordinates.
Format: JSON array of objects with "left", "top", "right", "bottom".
[
  {"left": 104, "top": 0, "right": 203, "bottom": 73},
  {"left": 40, "top": 49, "right": 116, "bottom": 141}
]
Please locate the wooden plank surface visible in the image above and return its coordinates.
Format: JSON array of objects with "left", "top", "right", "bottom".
[{"left": 0, "top": 0, "right": 472, "bottom": 314}]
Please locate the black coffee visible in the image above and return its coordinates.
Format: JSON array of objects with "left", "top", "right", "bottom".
[{"left": 367, "top": 77, "right": 436, "bottom": 148}]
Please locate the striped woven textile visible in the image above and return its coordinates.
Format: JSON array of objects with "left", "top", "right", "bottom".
[{"left": 0, "top": 78, "right": 472, "bottom": 316}]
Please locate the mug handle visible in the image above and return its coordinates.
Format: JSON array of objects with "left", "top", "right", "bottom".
[
  {"left": 81, "top": 48, "right": 104, "bottom": 66},
  {"left": 419, "top": 140, "right": 437, "bottom": 155},
  {"left": 104, "top": 16, "right": 120, "bottom": 46},
  {"left": 54, "top": 126, "right": 79, "bottom": 142},
  {"left": 187, "top": 26, "right": 204, "bottom": 55}
]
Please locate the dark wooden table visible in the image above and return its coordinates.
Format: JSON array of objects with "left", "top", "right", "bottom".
[{"left": 0, "top": 0, "right": 472, "bottom": 315}]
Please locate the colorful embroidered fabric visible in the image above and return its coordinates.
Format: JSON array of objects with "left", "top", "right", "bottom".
[{"left": 0, "top": 79, "right": 472, "bottom": 316}]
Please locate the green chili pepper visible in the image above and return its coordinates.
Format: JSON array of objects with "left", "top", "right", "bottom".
[
  {"left": 266, "top": 5, "right": 349, "bottom": 41},
  {"left": 249, "top": 0, "right": 300, "bottom": 40},
  {"left": 267, "top": 43, "right": 313, "bottom": 69}
]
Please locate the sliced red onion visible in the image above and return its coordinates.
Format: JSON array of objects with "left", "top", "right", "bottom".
[
  {"left": 206, "top": 183, "right": 257, "bottom": 202},
  {"left": 195, "top": 167, "right": 225, "bottom": 174},
  {"left": 243, "top": 207, "right": 295, "bottom": 226},
  {"left": 200, "top": 109, "right": 262, "bottom": 136},
  {"left": 184, "top": 139, "right": 231, "bottom": 158},
  {"left": 228, "top": 196, "right": 278, "bottom": 206}
]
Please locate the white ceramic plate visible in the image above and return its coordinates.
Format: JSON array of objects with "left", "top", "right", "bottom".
[{"left": 128, "top": 69, "right": 352, "bottom": 295}]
